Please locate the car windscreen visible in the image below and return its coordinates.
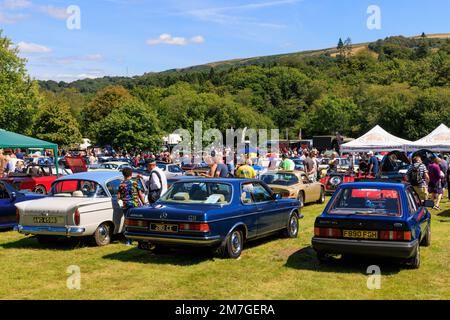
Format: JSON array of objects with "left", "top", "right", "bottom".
[
  {"left": 160, "top": 182, "right": 232, "bottom": 204},
  {"left": 261, "top": 173, "right": 299, "bottom": 186},
  {"left": 51, "top": 180, "right": 108, "bottom": 198},
  {"left": 328, "top": 187, "right": 402, "bottom": 216}
]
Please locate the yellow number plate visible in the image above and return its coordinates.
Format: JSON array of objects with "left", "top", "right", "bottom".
[
  {"left": 343, "top": 230, "right": 378, "bottom": 239},
  {"left": 150, "top": 223, "right": 178, "bottom": 233},
  {"left": 32, "top": 217, "right": 63, "bottom": 224}
]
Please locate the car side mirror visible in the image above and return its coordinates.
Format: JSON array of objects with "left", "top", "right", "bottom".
[
  {"left": 10, "top": 192, "right": 16, "bottom": 202},
  {"left": 274, "top": 193, "right": 282, "bottom": 200},
  {"left": 423, "top": 200, "right": 434, "bottom": 208}
]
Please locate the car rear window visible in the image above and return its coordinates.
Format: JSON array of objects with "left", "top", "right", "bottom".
[{"left": 328, "top": 188, "right": 402, "bottom": 216}]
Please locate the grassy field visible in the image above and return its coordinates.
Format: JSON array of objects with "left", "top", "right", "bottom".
[{"left": 1, "top": 197, "right": 450, "bottom": 300}]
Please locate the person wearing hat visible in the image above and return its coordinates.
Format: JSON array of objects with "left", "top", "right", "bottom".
[
  {"left": 368, "top": 151, "right": 379, "bottom": 176},
  {"left": 146, "top": 159, "right": 168, "bottom": 204}
]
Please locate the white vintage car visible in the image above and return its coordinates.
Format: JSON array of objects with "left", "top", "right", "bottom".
[{"left": 15, "top": 171, "right": 147, "bottom": 246}]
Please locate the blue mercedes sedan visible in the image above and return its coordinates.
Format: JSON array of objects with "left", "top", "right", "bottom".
[
  {"left": 124, "top": 178, "right": 302, "bottom": 259},
  {"left": 0, "top": 181, "right": 45, "bottom": 230},
  {"left": 312, "top": 182, "right": 432, "bottom": 269}
]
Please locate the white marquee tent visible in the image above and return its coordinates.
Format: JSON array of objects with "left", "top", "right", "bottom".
[
  {"left": 340, "top": 125, "right": 413, "bottom": 153},
  {"left": 407, "top": 124, "right": 450, "bottom": 152}
]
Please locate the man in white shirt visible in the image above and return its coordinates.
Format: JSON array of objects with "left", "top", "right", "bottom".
[{"left": 146, "top": 160, "right": 168, "bottom": 203}]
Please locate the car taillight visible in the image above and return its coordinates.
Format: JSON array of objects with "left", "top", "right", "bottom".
[
  {"left": 179, "top": 223, "right": 210, "bottom": 232},
  {"left": 16, "top": 208, "right": 20, "bottom": 224},
  {"left": 124, "top": 219, "right": 149, "bottom": 228},
  {"left": 314, "top": 227, "right": 342, "bottom": 238},
  {"left": 74, "top": 209, "right": 80, "bottom": 226},
  {"left": 379, "top": 231, "right": 411, "bottom": 241}
]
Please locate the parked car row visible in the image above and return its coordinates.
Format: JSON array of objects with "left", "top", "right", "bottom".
[{"left": 3, "top": 167, "right": 433, "bottom": 269}]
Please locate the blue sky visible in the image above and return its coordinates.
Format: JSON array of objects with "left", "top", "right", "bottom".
[{"left": 1, "top": 0, "right": 449, "bottom": 82}]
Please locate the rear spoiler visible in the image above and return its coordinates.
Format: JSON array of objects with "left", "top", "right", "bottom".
[{"left": 355, "top": 177, "right": 405, "bottom": 183}]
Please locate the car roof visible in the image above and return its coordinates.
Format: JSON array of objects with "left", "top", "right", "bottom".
[{"left": 56, "top": 171, "right": 123, "bottom": 183}]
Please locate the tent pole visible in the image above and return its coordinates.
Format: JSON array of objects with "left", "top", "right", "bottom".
[{"left": 54, "top": 147, "right": 59, "bottom": 176}]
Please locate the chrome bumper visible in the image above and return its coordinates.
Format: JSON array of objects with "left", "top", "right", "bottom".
[
  {"left": 312, "top": 237, "right": 418, "bottom": 259},
  {"left": 125, "top": 231, "right": 221, "bottom": 246},
  {"left": 17, "top": 225, "right": 86, "bottom": 237}
]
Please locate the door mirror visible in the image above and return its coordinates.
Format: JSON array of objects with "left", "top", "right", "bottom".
[
  {"left": 10, "top": 192, "right": 16, "bottom": 202},
  {"left": 273, "top": 193, "right": 282, "bottom": 200},
  {"left": 423, "top": 200, "right": 434, "bottom": 208}
]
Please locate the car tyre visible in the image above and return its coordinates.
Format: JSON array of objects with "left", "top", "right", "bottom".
[
  {"left": 33, "top": 185, "right": 47, "bottom": 195},
  {"left": 420, "top": 224, "right": 431, "bottom": 247},
  {"left": 93, "top": 222, "right": 112, "bottom": 246},
  {"left": 317, "top": 187, "right": 325, "bottom": 204},
  {"left": 218, "top": 229, "right": 243, "bottom": 259},
  {"left": 405, "top": 245, "right": 420, "bottom": 269},
  {"left": 283, "top": 212, "right": 299, "bottom": 238}
]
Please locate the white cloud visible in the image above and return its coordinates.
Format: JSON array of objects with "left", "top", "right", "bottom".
[
  {"left": 36, "top": 5, "right": 69, "bottom": 20},
  {"left": 182, "top": 0, "right": 300, "bottom": 28},
  {"left": 2, "top": 0, "right": 32, "bottom": 9},
  {"left": 147, "top": 34, "right": 188, "bottom": 46},
  {"left": 146, "top": 34, "right": 205, "bottom": 46},
  {"left": 17, "top": 41, "right": 52, "bottom": 53},
  {"left": 190, "top": 35, "right": 205, "bottom": 44},
  {"left": 0, "top": 11, "right": 29, "bottom": 23}
]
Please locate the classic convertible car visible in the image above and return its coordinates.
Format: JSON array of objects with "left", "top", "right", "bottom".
[
  {"left": 0, "top": 181, "right": 45, "bottom": 229},
  {"left": 320, "top": 151, "right": 410, "bottom": 194},
  {"left": 124, "top": 178, "right": 302, "bottom": 259},
  {"left": 312, "top": 182, "right": 432, "bottom": 269},
  {"left": 1, "top": 164, "right": 72, "bottom": 194},
  {"left": 15, "top": 171, "right": 147, "bottom": 246},
  {"left": 260, "top": 171, "right": 325, "bottom": 206}
]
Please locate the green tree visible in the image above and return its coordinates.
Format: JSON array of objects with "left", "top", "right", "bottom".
[
  {"left": 0, "top": 30, "right": 41, "bottom": 134},
  {"left": 81, "top": 85, "right": 133, "bottom": 136},
  {"left": 33, "top": 94, "right": 82, "bottom": 147},
  {"left": 95, "top": 100, "right": 162, "bottom": 150}
]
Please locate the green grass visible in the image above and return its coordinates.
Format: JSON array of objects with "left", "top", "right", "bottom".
[{"left": 1, "top": 198, "right": 450, "bottom": 300}]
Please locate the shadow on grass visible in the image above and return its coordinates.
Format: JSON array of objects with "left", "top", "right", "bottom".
[
  {"left": 437, "top": 209, "right": 450, "bottom": 218},
  {"left": 0, "top": 236, "right": 87, "bottom": 250},
  {"left": 102, "top": 246, "right": 215, "bottom": 266},
  {"left": 0, "top": 234, "right": 125, "bottom": 250},
  {"left": 285, "top": 246, "right": 403, "bottom": 275}
]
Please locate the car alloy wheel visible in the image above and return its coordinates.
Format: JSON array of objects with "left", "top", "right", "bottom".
[
  {"left": 94, "top": 223, "right": 112, "bottom": 246},
  {"left": 219, "top": 229, "right": 244, "bottom": 259},
  {"left": 230, "top": 231, "right": 242, "bottom": 255},
  {"left": 33, "top": 185, "right": 47, "bottom": 195},
  {"left": 284, "top": 213, "right": 299, "bottom": 238},
  {"left": 317, "top": 188, "right": 325, "bottom": 204}
]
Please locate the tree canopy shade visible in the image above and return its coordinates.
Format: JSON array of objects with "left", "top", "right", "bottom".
[{"left": 0, "top": 129, "right": 59, "bottom": 172}]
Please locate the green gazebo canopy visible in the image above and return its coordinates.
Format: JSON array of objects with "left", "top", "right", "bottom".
[{"left": 0, "top": 129, "right": 59, "bottom": 173}]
